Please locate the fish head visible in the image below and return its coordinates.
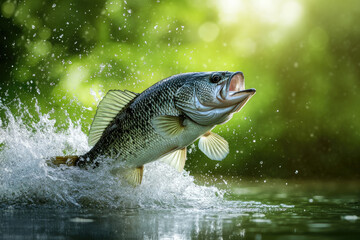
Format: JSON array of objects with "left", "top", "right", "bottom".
[{"left": 175, "top": 71, "right": 256, "bottom": 126}]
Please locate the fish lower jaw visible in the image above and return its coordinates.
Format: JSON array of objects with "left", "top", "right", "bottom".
[
  {"left": 229, "top": 88, "right": 256, "bottom": 97},
  {"left": 229, "top": 91, "right": 237, "bottom": 96}
]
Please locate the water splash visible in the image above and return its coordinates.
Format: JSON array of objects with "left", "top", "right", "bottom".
[{"left": 0, "top": 100, "right": 223, "bottom": 209}]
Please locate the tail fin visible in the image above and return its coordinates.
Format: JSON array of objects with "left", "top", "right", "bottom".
[{"left": 47, "top": 155, "right": 79, "bottom": 166}]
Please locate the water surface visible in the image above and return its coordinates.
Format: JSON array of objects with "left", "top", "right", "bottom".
[
  {"left": 1, "top": 179, "right": 359, "bottom": 239},
  {"left": 0, "top": 102, "right": 359, "bottom": 239}
]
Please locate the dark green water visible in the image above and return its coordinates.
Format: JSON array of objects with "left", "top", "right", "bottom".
[{"left": 1, "top": 179, "right": 359, "bottom": 239}]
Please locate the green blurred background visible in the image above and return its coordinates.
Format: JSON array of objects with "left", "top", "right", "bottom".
[{"left": 1, "top": 0, "right": 359, "bottom": 179}]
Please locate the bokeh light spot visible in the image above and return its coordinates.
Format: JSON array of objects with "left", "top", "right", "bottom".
[
  {"left": 280, "top": 1, "right": 302, "bottom": 26},
  {"left": 198, "top": 22, "right": 220, "bottom": 42},
  {"left": 217, "top": 0, "right": 243, "bottom": 23},
  {"left": 1, "top": 1, "right": 16, "bottom": 18},
  {"left": 232, "top": 38, "right": 257, "bottom": 57}
]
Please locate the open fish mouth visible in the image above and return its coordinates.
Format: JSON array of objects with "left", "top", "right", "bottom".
[
  {"left": 229, "top": 72, "right": 245, "bottom": 94},
  {"left": 228, "top": 72, "right": 256, "bottom": 96},
  {"left": 217, "top": 71, "right": 256, "bottom": 112}
]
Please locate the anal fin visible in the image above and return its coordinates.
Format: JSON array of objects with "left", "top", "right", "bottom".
[
  {"left": 124, "top": 166, "right": 144, "bottom": 186},
  {"left": 158, "top": 148, "right": 187, "bottom": 172}
]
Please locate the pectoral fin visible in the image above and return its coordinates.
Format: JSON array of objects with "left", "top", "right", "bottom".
[
  {"left": 198, "top": 132, "right": 229, "bottom": 161},
  {"left": 158, "top": 148, "right": 187, "bottom": 172},
  {"left": 123, "top": 166, "right": 144, "bottom": 186},
  {"left": 152, "top": 115, "right": 184, "bottom": 137}
]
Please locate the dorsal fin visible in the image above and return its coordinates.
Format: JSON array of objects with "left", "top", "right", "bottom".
[{"left": 88, "top": 90, "right": 138, "bottom": 146}]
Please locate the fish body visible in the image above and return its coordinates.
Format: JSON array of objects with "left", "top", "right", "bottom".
[{"left": 53, "top": 71, "right": 256, "bottom": 185}]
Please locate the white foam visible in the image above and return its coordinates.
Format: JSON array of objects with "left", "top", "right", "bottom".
[{"left": 0, "top": 100, "right": 224, "bottom": 209}]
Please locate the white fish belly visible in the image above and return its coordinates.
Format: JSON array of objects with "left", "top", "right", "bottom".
[{"left": 124, "top": 120, "right": 212, "bottom": 168}]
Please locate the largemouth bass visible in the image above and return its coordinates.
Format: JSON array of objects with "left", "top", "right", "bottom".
[{"left": 51, "top": 71, "right": 256, "bottom": 185}]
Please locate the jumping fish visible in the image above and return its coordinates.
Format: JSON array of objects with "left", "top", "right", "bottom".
[{"left": 51, "top": 72, "right": 256, "bottom": 185}]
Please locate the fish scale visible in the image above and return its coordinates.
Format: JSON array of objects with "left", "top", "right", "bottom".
[
  {"left": 51, "top": 71, "right": 255, "bottom": 185},
  {"left": 79, "top": 76, "right": 184, "bottom": 168}
]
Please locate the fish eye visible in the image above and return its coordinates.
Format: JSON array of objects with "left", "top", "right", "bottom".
[{"left": 210, "top": 74, "right": 221, "bottom": 83}]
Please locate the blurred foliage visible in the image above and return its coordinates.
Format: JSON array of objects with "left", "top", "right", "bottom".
[{"left": 1, "top": 0, "right": 360, "bottom": 179}]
